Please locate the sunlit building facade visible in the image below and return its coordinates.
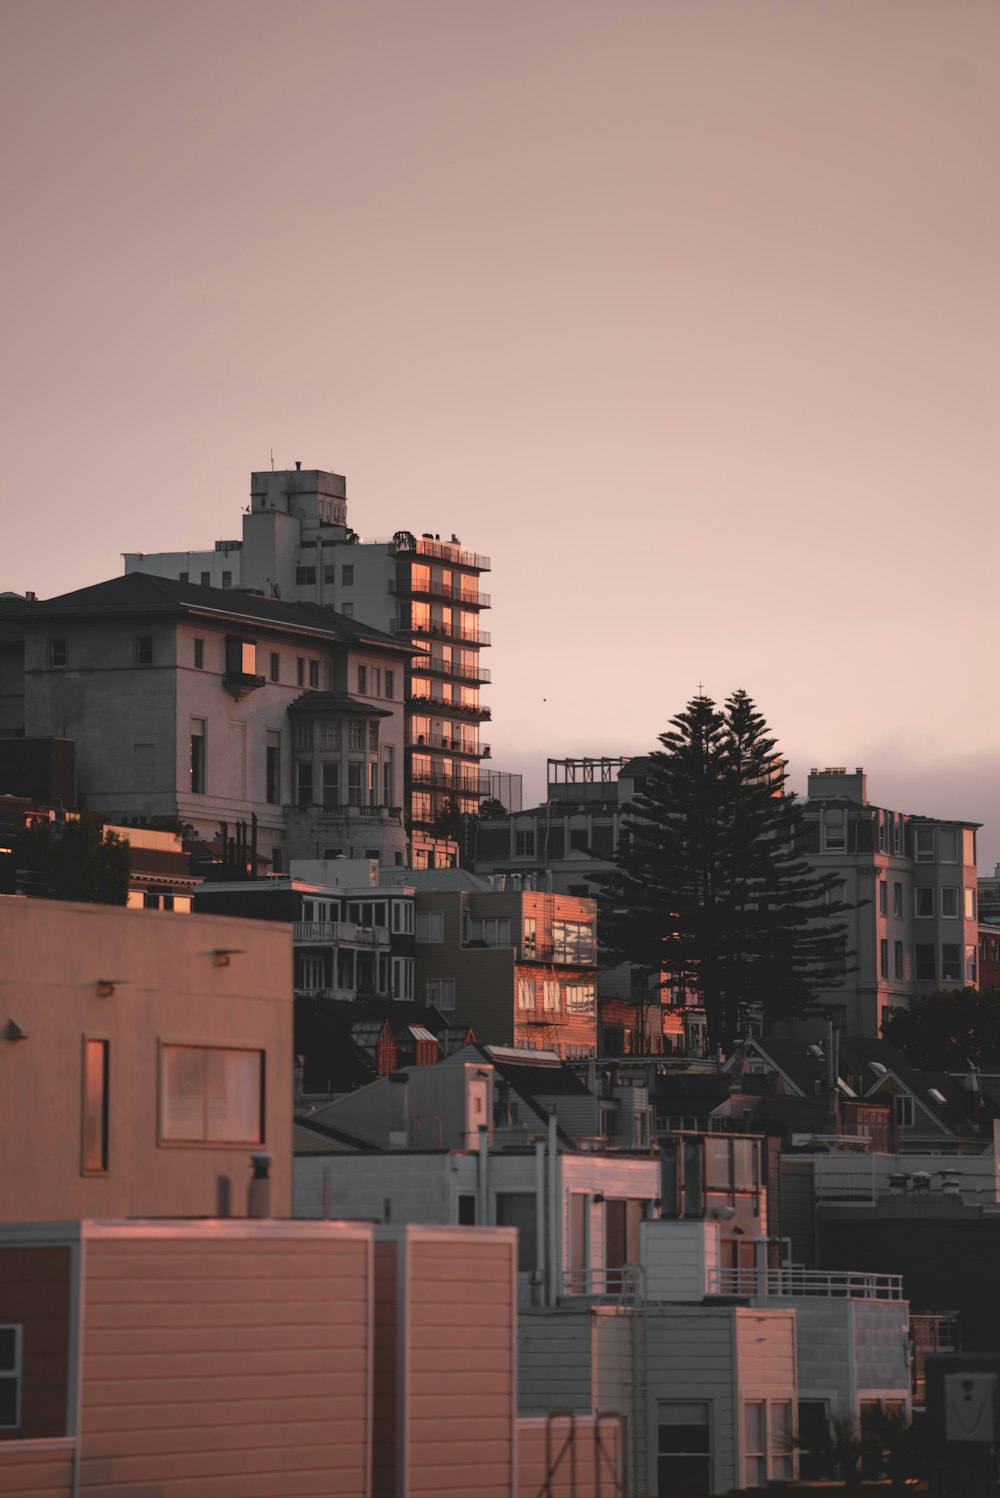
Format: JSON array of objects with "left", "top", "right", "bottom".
[{"left": 124, "top": 464, "right": 492, "bottom": 867}]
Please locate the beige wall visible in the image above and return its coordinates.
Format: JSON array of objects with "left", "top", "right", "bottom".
[{"left": 0, "top": 899, "right": 292, "bottom": 1220}]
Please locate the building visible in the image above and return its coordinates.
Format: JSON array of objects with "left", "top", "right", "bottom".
[
  {"left": 0, "top": 572, "right": 413, "bottom": 870},
  {"left": 0, "top": 896, "right": 293, "bottom": 1222},
  {"left": 798, "top": 768, "right": 981, "bottom": 1038},
  {"left": 123, "top": 463, "right": 494, "bottom": 868},
  {"left": 378, "top": 871, "right": 599, "bottom": 1057}
]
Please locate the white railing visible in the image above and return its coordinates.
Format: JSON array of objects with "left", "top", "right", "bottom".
[
  {"left": 709, "top": 1266, "right": 904, "bottom": 1300},
  {"left": 293, "top": 921, "right": 389, "bottom": 946},
  {"left": 562, "top": 1264, "right": 645, "bottom": 1299}
]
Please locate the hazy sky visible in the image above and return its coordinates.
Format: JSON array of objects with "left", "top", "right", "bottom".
[{"left": 3, "top": 1, "right": 999, "bottom": 866}]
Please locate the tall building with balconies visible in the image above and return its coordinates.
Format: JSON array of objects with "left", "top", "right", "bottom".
[{"left": 123, "top": 465, "right": 492, "bottom": 867}]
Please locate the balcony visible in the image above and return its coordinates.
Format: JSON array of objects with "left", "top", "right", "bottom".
[
  {"left": 294, "top": 921, "right": 389, "bottom": 947},
  {"left": 222, "top": 670, "right": 266, "bottom": 701},
  {"left": 407, "top": 732, "right": 487, "bottom": 757},
  {"left": 285, "top": 803, "right": 405, "bottom": 825},
  {"left": 409, "top": 769, "right": 487, "bottom": 794},
  {"left": 390, "top": 534, "right": 491, "bottom": 571},
  {"left": 407, "top": 692, "right": 491, "bottom": 722},
  {"left": 390, "top": 579, "right": 490, "bottom": 608},
  {"left": 416, "top": 657, "right": 491, "bottom": 685},
  {"left": 396, "top": 620, "right": 491, "bottom": 647},
  {"left": 708, "top": 1266, "right": 904, "bottom": 1301}
]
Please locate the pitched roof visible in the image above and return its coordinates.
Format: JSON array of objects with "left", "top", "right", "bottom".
[{"left": 2, "top": 573, "right": 412, "bottom": 656}]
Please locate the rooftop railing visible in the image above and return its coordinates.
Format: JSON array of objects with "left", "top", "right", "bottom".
[
  {"left": 708, "top": 1266, "right": 904, "bottom": 1300},
  {"left": 293, "top": 921, "right": 389, "bottom": 946}
]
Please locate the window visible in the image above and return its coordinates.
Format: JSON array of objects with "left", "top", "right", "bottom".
[
  {"left": 295, "top": 762, "right": 313, "bottom": 807},
  {"left": 894, "top": 941, "right": 904, "bottom": 980},
  {"left": 939, "top": 827, "right": 959, "bottom": 863},
  {"left": 552, "top": 919, "right": 596, "bottom": 964},
  {"left": 179, "top": 570, "right": 189, "bottom": 584},
  {"left": 893, "top": 882, "right": 903, "bottom": 918},
  {"left": 189, "top": 719, "right": 206, "bottom": 794},
  {"left": 893, "top": 820, "right": 902, "bottom": 854},
  {"left": 566, "top": 984, "right": 596, "bottom": 1015},
  {"left": 966, "top": 944, "right": 977, "bottom": 985},
  {"left": 415, "top": 910, "right": 444, "bottom": 943},
  {"left": 266, "top": 732, "right": 281, "bottom": 805},
  {"left": 495, "top": 1193, "right": 538, "bottom": 1271},
  {"left": 295, "top": 565, "right": 317, "bottom": 585},
  {"left": 515, "top": 829, "right": 535, "bottom": 858},
  {"left": 878, "top": 818, "right": 887, "bottom": 853},
  {"left": 466, "top": 916, "right": 511, "bottom": 947},
  {"left": 83, "top": 1038, "right": 109, "bottom": 1174},
  {"left": 323, "top": 565, "right": 336, "bottom": 584},
  {"left": 965, "top": 887, "right": 977, "bottom": 920},
  {"left": 270, "top": 651, "right": 280, "bottom": 682},
  {"left": 880, "top": 939, "right": 889, "bottom": 980},
  {"left": 371, "top": 667, "right": 381, "bottom": 697},
  {"left": 426, "top": 977, "right": 455, "bottom": 1011},
  {"left": 348, "top": 720, "right": 365, "bottom": 751},
  {"left": 798, "top": 1402, "right": 830, "bottom": 1482},
  {"left": 347, "top": 762, "right": 363, "bottom": 805},
  {"left": 194, "top": 637, "right": 204, "bottom": 669},
  {"left": 49, "top": 637, "right": 67, "bottom": 668},
  {"left": 941, "top": 944, "right": 961, "bottom": 983},
  {"left": 657, "top": 1403, "right": 710, "bottom": 1497},
  {"left": 357, "top": 665, "right": 367, "bottom": 694},
  {"left": 941, "top": 887, "right": 959, "bottom": 919},
  {"left": 915, "top": 888, "right": 934, "bottom": 918},
  {"left": 879, "top": 881, "right": 887, "bottom": 917},
  {"left": 225, "top": 637, "right": 257, "bottom": 676},
  {"left": 221, "top": 570, "right": 232, "bottom": 589},
  {"left": 542, "top": 980, "right": 561, "bottom": 1012},
  {"left": 517, "top": 978, "right": 536, "bottom": 1010},
  {"left": 296, "top": 657, "right": 305, "bottom": 686},
  {"left": 744, "top": 1401, "right": 766, "bottom": 1488},
  {"left": 823, "top": 809, "right": 846, "bottom": 851},
  {"left": 308, "top": 659, "right": 319, "bottom": 689},
  {"left": 321, "top": 762, "right": 339, "bottom": 809},
  {"left": 0, "top": 1327, "right": 22, "bottom": 1430},
  {"left": 341, "top": 602, "right": 353, "bottom": 617},
  {"left": 770, "top": 1402, "right": 793, "bottom": 1481},
  {"left": 915, "top": 943, "right": 935, "bottom": 981},
  {"left": 342, "top": 564, "right": 354, "bottom": 586},
  {"left": 895, "top": 1094, "right": 915, "bottom": 1129},
  {"left": 914, "top": 827, "right": 935, "bottom": 862},
  {"left": 369, "top": 720, "right": 379, "bottom": 750},
  {"left": 160, "top": 1045, "right": 264, "bottom": 1143},
  {"left": 318, "top": 719, "right": 341, "bottom": 751},
  {"left": 385, "top": 669, "right": 394, "bottom": 699},
  {"left": 293, "top": 719, "right": 313, "bottom": 751},
  {"left": 200, "top": 571, "right": 210, "bottom": 586},
  {"left": 523, "top": 917, "right": 537, "bottom": 958}
]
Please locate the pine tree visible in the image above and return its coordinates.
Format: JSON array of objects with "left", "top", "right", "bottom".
[{"left": 601, "top": 689, "right": 850, "bottom": 1051}]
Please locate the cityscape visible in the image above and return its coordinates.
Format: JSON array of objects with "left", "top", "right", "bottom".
[{"left": 3, "top": 4, "right": 999, "bottom": 1497}]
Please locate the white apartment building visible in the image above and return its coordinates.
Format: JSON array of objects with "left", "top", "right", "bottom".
[
  {"left": 124, "top": 464, "right": 492, "bottom": 867},
  {"left": 800, "top": 768, "right": 980, "bottom": 1038}
]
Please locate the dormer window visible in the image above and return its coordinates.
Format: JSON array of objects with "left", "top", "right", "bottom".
[{"left": 223, "top": 636, "right": 264, "bottom": 699}]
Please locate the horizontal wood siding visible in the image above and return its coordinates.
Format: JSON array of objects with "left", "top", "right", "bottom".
[
  {"left": 518, "top": 1310, "right": 593, "bottom": 1414},
  {"left": 0, "top": 1439, "right": 75, "bottom": 1497},
  {"left": 644, "top": 1307, "right": 739, "bottom": 1496},
  {"left": 517, "top": 1414, "right": 621, "bottom": 1498},
  {"left": 735, "top": 1308, "right": 797, "bottom": 1396},
  {"left": 639, "top": 1220, "right": 713, "bottom": 1301},
  {"left": 79, "top": 1230, "right": 371, "bottom": 1497},
  {"left": 406, "top": 1233, "right": 515, "bottom": 1497}
]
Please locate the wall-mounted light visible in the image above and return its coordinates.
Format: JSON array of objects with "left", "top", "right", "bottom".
[
  {"left": 212, "top": 948, "right": 245, "bottom": 968},
  {"left": 2, "top": 1019, "right": 28, "bottom": 1041},
  {"left": 96, "top": 979, "right": 125, "bottom": 998}
]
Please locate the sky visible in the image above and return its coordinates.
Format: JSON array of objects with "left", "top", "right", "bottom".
[{"left": 3, "top": 1, "right": 999, "bottom": 867}]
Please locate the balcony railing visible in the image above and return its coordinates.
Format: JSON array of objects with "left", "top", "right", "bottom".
[
  {"left": 415, "top": 658, "right": 491, "bottom": 685},
  {"left": 293, "top": 921, "right": 389, "bottom": 947},
  {"left": 396, "top": 621, "right": 491, "bottom": 647},
  {"left": 408, "top": 692, "right": 491, "bottom": 722},
  {"left": 408, "top": 731, "right": 484, "bottom": 755},
  {"left": 409, "top": 770, "right": 486, "bottom": 794},
  {"left": 390, "top": 579, "right": 491, "bottom": 608},
  {"left": 390, "top": 535, "right": 491, "bottom": 570},
  {"left": 708, "top": 1266, "right": 904, "bottom": 1301},
  {"left": 285, "top": 803, "right": 404, "bottom": 825}
]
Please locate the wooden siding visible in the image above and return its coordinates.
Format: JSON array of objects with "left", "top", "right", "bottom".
[
  {"left": 639, "top": 1219, "right": 715, "bottom": 1301},
  {"left": 78, "top": 1225, "right": 372, "bottom": 1498},
  {"left": 0, "top": 1248, "right": 71, "bottom": 1441},
  {"left": 735, "top": 1308, "right": 797, "bottom": 1396},
  {"left": 517, "top": 1414, "right": 621, "bottom": 1498},
  {"left": 404, "top": 1230, "right": 516, "bottom": 1497},
  {"left": 0, "top": 1438, "right": 75, "bottom": 1497},
  {"left": 518, "top": 1310, "right": 593, "bottom": 1414}
]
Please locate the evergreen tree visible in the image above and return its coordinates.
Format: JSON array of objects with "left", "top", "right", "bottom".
[
  {"left": 21, "top": 812, "right": 131, "bottom": 905},
  {"left": 601, "top": 689, "right": 850, "bottom": 1051}
]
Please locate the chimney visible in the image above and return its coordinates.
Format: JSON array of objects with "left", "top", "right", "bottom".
[{"left": 247, "top": 1152, "right": 272, "bottom": 1218}]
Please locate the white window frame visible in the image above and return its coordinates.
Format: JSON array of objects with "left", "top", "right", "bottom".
[
  {"left": 542, "top": 980, "right": 561, "bottom": 1013},
  {"left": 426, "top": 977, "right": 455, "bottom": 1011},
  {"left": 822, "top": 810, "right": 846, "bottom": 852},
  {"left": 941, "top": 887, "right": 959, "bottom": 919},
  {"left": 895, "top": 1094, "right": 915, "bottom": 1129},
  {"left": 159, "top": 1044, "right": 264, "bottom": 1145},
  {"left": 416, "top": 910, "right": 444, "bottom": 944},
  {"left": 0, "top": 1326, "right": 22, "bottom": 1431},
  {"left": 914, "top": 888, "right": 934, "bottom": 919},
  {"left": 517, "top": 978, "right": 536, "bottom": 1011},
  {"left": 914, "top": 827, "right": 935, "bottom": 863}
]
